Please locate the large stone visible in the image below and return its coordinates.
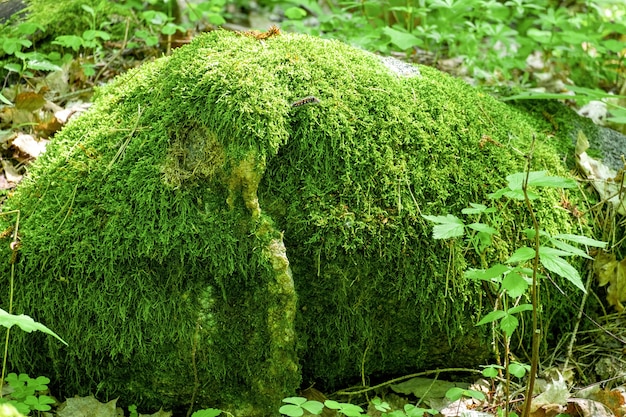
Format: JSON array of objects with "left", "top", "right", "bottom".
[{"left": 0, "top": 30, "right": 588, "bottom": 415}]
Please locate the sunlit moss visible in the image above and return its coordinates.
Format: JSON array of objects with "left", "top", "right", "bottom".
[{"left": 0, "top": 30, "right": 588, "bottom": 415}]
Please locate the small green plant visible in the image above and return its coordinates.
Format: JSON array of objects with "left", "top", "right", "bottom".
[
  {"left": 0, "top": 373, "right": 55, "bottom": 416},
  {"left": 0, "top": 211, "right": 67, "bottom": 415},
  {"left": 272, "top": 0, "right": 625, "bottom": 101},
  {"left": 423, "top": 166, "right": 606, "bottom": 416},
  {"left": 128, "top": 404, "right": 139, "bottom": 417},
  {"left": 0, "top": 22, "right": 62, "bottom": 80},
  {"left": 279, "top": 397, "right": 324, "bottom": 417},
  {"left": 279, "top": 397, "right": 366, "bottom": 417}
]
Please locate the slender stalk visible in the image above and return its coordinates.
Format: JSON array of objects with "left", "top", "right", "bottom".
[
  {"left": 0, "top": 210, "right": 20, "bottom": 398},
  {"left": 521, "top": 138, "right": 540, "bottom": 417}
]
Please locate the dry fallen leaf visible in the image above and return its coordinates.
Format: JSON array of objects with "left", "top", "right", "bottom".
[
  {"left": 1, "top": 159, "right": 22, "bottom": 184},
  {"left": 530, "top": 373, "right": 569, "bottom": 416},
  {"left": 594, "top": 251, "right": 626, "bottom": 311},
  {"left": 575, "top": 130, "right": 626, "bottom": 215},
  {"left": 57, "top": 396, "right": 118, "bottom": 417},
  {"left": 11, "top": 134, "right": 47, "bottom": 158},
  {"left": 55, "top": 102, "right": 92, "bottom": 124},
  {"left": 568, "top": 397, "right": 615, "bottom": 417},
  {"left": 14, "top": 91, "right": 46, "bottom": 112},
  {"left": 36, "top": 115, "right": 64, "bottom": 138},
  {"left": 0, "top": 106, "right": 36, "bottom": 127}
]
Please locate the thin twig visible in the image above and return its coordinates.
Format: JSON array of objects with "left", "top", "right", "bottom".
[{"left": 335, "top": 368, "right": 483, "bottom": 396}]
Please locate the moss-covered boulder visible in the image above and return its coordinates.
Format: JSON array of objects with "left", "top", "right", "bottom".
[{"left": 0, "top": 30, "right": 585, "bottom": 415}]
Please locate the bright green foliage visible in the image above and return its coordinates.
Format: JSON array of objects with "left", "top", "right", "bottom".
[
  {"left": 445, "top": 386, "right": 485, "bottom": 401},
  {"left": 279, "top": 397, "right": 324, "bottom": 416},
  {"left": 191, "top": 409, "right": 223, "bottom": 417},
  {"left": 424, "top": 168, "right": 605, "bottom": 415},
  {"left": 128, "top": 404, "right": 139, "bottom": 417},
  {"left": 272, "top": 0, "right": 625, "bottom": 91},
  {"left": 323, "top": 400, "right": 365, "bottom": 417},
  {"left": 0, "top": 373, "right": 55, "bottom": 415},
  {"left": 0, "top": 30, "right": 591, "bottom": 414},
  {"left": 424, "top": 170, "right": 605, "bottom": 335},
  {"left": 0, "top": 309, "right": 67, "bottom": 345}
]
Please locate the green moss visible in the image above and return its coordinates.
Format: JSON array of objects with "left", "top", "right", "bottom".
[
  {"left": 5, "top": 0, "right": 129, "bottom": 41},
  {"left": 0, "top": 30, "right": 588, "bottom": 414}
]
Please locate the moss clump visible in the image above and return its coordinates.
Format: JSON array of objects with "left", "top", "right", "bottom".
[
  {"left": 2, "top": 0, "right": 129, "bottom": 42},
  {"left": 0, "top": 30, "right": 585, "bottom": 414}
]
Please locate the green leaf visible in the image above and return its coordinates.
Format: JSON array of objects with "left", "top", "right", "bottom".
[
  {"left": 506, "top": 247, "right": 535, "bottom": 264},
  {"left": 6, "top": 400, "right": 29, "bottom": 415},
  {"left": 0, "top": 93, "right": 12, "bottom": 105},
  {"left": 445, "top": 387, "right": 465, "bottom": 401},
  {"left": 482, "top": 365, "right": 502, "bottom": 378},
  {"left": 487, "top": 187, "right": 508, "bottom": 199},
  {"left": 24, "top": 395, "right": 55, "bottom": 411},
  {"left": 81, "top": 4, "right": 96, "bottom": 16},
  {"left": 52, "top": 35, "right": 84, "bottom": 51},
  {"left": 500, "top": 313, "right": 518, "bottom": 336},
  {"left": 302, "top": 401, "right": 324, "bottom": 415},
  {"left": 0, "top": 309, "right": 68, "bottom": 345},
  {"left": 422, "top": 214, "right": 464, "bottom": 239},
  {"left": 445, "top": 387, "right": 485, "bottom": 401},
  {"left": 16, "top": 22, "right": 43, "bottom": 36},
  {"left": 161, "top": 23, "right": 184, "bottom": 35},
  {"left": 371, "top": 398, "right": 390, "bottom": 412},
  {"left": 507, "top": 304, "right": 533, "bottom": 315},
  {"left": 28, "top": 376, "right": 50, "bottom": 391},
  {"left": 467, "top": 223, "right": 497, "bottom": 234},
  {"left": 27, "top": 60, "right": 62, "bottom": 72},
  {"left": 82, "top": 30, "right": 111, "bottom": 41},
  {"left": 502, "top": 272, "right": 528, "bottom": 298},
  {"left": 506, "top": 171, "right": 575, "bottom": 190},
  {"left": 282, "top": 397, "right": 307, "bottom": 406},
  {"left": 527, "top": 175, "right": 576, "bottom": 189},
  {"left": 207, "top": 13, "right": 226, "bottom": 25},
  {"left": 191, "top": 409, "right": 222, "bottom": 417},
  {"left": 526, "top": 28, "right": 552, "bottom": 44},
  {"left": 465, "top": 264, "right": 509, "bottom": 281},
  {"left": 508, "top": 362, "right": 529, "bottom": 378},
  {"left": 464, "top": 389, "right": 486, "bottom": 401},
  {"left": 553, "top": 234, "right": 607, "bottom": 248},
  {"left": 549, "top": 239, "right": 592, "bottom": 259},
  {"left": 462, "top": 203, "right": 495, "bottom": 214},
  {"left": 476, "top": 310, "right": 506, "bottom": 326},
  {"left": 539, "top": 254, "right": 586, "bottom": 292},
  {"left": 284, "top": 7, "right": 307, "bottom": 19},
  {"left": 382, "top": 27, "right": 422, "bottom": 50},
  {"left": 279, "top": 404, "right": 304, "bottom": 417},
  {"left": 2, "top": 38, "right": 31, "bottom": 55},
  {"left": 324, "top": 400, "right": 364, "bottom": 416}
]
